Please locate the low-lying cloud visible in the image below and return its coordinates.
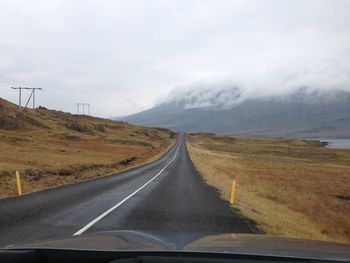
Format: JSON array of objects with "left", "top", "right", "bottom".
[{"left": 160, "top": 60, "right": 350, "bottom": 110}]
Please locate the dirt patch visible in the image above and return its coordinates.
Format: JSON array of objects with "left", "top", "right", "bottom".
[
  {"left": 335, "top": 195, "right": 350, "bottom": 201},
  {"left": 24, "top": 169, "right": 42, "bottom": 181},
  {"left": 119, "top": 157, "right": 137, "bottom": 166}
]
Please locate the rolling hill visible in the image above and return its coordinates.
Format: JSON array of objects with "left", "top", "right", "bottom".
[{"left": 0, "top": 98, "right": 175, "bottom": 199}]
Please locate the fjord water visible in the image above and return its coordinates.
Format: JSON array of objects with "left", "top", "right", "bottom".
[{"left": 319, "top": 138, "right": 350, "bottom": 149}]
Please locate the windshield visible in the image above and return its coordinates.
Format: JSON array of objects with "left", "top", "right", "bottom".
[{"left": 0, "top": 0, "right": 350, "bottom": 254}]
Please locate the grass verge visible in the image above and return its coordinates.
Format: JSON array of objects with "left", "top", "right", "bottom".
[{"left": 186, "top": 133, "right": 350, "bottom": 243}]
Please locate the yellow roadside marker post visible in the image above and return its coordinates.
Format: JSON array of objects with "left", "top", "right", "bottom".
[
  {"left": 230, "top": 180, "right": 236, "bottom": 205},
  {"left": 16, "top": 171, "right": 22, "bottom": 196}
]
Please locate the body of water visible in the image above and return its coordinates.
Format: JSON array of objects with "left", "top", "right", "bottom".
[{"left": 317, "top": 138, "right": 350, "bottom": 149}]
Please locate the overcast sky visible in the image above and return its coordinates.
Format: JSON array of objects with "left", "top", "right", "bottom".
[{"left": 1, "top": 0, "right": 349, "bottom": 117}]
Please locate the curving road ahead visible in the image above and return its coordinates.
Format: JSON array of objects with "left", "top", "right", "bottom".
[{"left": 0, "top": 133, "right": 253, "bottom": 247}]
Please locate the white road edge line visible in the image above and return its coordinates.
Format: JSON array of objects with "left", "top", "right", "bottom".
[{"left": 73, "top": 141, "right": 181, "bottom": 236}]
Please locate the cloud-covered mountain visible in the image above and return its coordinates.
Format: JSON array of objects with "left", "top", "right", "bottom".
[{"left": 119, "top": 87, "right": 350, "bottom": 138}]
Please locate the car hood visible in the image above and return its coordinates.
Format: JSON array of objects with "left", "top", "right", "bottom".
[{"left": 5, "top": 230, "right": 350, "bottom": 261}]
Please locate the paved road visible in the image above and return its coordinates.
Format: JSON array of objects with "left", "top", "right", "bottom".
[{"left": 0, "top": 133, "right": 253, "bottom": 247}]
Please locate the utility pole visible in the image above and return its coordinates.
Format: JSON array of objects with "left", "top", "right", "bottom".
[
  {"left": 11, "top": 87, "right": 27, "bottom": 113},
  {"left": 86, "top": 103, "right": 90, "bottom": 115},
  {"left": 11, "top": 87, "right": 42, "bottom": 114},
  {"left": 76, "top": 103, "right": 90, "bottom": 116},
  {"left": 33, "top": 89, "right": 35, "bottom": 112}
]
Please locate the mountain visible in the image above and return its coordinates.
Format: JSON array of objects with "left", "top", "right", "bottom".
[{"left": 119, "top": 88, "right": 350, "bottom": 138}]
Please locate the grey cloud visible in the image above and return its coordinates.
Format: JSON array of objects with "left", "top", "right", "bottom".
[
  {"left": 162, "top": 60, "right": 350, "bottom": 109},
  {"left": 0, "top": 0, "right": 349, "bottom": 117}
]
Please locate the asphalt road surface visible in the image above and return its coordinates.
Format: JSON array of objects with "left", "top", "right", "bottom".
[{"left": 0, "top": 133, "right": 254, "bottom": 247}]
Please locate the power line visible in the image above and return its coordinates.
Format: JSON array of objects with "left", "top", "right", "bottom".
[
  {"left": 76, "top": 103, "right": 90, "bottom": 115},
  {"left": 43, "top": 89, "right": 74, "bottom": 108},
  {"left": 11, "top": 87, "right": 43, "bottom": 114},
  {"left": 2, "top": 74, "right": 90, "bottom": 116},
  {"left": 1, "top": 74, "right": 71, "bottom": 109},
  {"left": 0, "top": 75, "right": 33, "bottom": 87}
]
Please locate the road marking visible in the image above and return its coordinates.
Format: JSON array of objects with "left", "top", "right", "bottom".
[
  {"left": 73, "top": 140, "right": 181, "bottom": 236},
  {"left": 16, "top": 171, "right": 22, "bottom": 196}
]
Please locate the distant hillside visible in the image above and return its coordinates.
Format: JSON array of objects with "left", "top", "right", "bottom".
[
  {"left": 0, "top": 98, "right": 175, "bottom": 199},
  {"left": 119, "top": 88, "right": 350, "bottom": 138}
]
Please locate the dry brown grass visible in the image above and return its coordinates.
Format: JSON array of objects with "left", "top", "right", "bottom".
[
  {"left": 0, "top": 98, "right": 175, "bottom": 199},
  {"left": 186, "top": 133, "right": 350, "bottom": 243}
]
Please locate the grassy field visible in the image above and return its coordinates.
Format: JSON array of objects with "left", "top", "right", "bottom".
[
  {"left": 0, "top": 98, "right": 175, "bottom": 199},
  {"left": 187, "top": 133, "right": 350, "bottom": 243}
]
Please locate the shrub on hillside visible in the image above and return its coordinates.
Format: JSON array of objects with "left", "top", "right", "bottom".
[
  {"left": 65, "top": 121, "right": 92, "bottom": 133},
  {"left": 94, "top": 124, "right": 106, "bottom": 132}
]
